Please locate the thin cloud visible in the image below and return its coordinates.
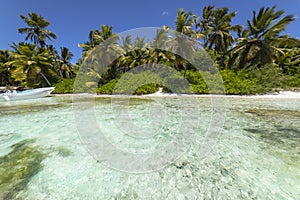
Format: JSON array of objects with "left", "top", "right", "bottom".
[{"left": 162, "top": 11, "right": 169, "bottom": 16}]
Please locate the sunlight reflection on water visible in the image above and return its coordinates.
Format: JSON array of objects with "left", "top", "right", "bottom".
[{"left": 0, "top": 96, "right": 299, "bottom": 199}]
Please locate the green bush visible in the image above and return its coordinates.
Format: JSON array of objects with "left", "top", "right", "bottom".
[
  {"left": 191, "top": 65, "right": 300, "bottom": 95},
  {"left": 183, "top": 70, "right": 224, "bottom": 94},
  {"left": 134, "top": 83, "right": 160, "bottom": 95},
  {"left": 96, "top": 79, "right": 118, "bottom": 94},
  {"left": 111, "top": 71, "right": 162, "bottom": 94},
  {"left": 53, "top": 78, "right": 75, "bottom": 94},
  {"left": 96, "top": 79, "right": 160, "bottom": 95},
  {"left": 280, "top": 73, "right": 300, "bottom": 88},
  {"left": 220, "top": 70, "right": 259, "bottom": 95},
  {"left": 220, "top": 65, "right": 285, "bottom": 95},
  {"left": 184, "top": 70, "right": 204, "bottom": 85},
  {"left": 190, "top": 84, "right": 209, "bottom": 94},
  {"left": 53, "top": 65, "right": 300, "bottom": 95},
  {"left": 164, "top": 74, "right": 192, "bottom": 94}
]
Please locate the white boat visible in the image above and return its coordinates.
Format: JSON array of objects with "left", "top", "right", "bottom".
[{"left": 2, "top": 87, "right": 55, "bottom": 101}]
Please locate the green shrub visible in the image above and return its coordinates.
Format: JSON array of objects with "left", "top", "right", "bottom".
[
  {"left": 221, "top": 70, "right": 256, "bottom": 94},
  {"left": 220, "top": 66, "right": 283, "bottom": 95},
  {"left": 134, "top": 83, "right": 160, "bottom": 95},
  {"left": 53, "top": 78, "right": 75, "bottom": 94},
  {"left": 183, "top": 70, "right": 224, "bottom": 94},
  {"left": 96, "top": 79, "right": 118, "bottom": 94},
  {"left": 112, "top": 71, "right": 162, "bottom": 94},
  {"left": 280, "top": 73, "right": 300, "bottom": 88},
  {"left": 53, "top": 64, "right": 299, "bottom": 95},
  {"left": 184, "top": 70, "right": 204, "bottom": 85},
  {"left": 164, "top": 76, "right": 192, "bottom": 94},
  {"left": 190, "top": 84, "right": 209, "bottom": 94},
  {"left": 97, "top": 79, "right": 160, "bottom": 95}
]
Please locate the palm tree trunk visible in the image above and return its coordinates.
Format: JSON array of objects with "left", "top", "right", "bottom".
[
  {"left": 39, "top": 72, "right": 51, "bottom": 86},
  {"left": 183, "top": 65, "right": 187, "bottom": 77}
]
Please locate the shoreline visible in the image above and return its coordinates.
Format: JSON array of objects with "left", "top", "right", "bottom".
[{"left": 52, "top": 90, "right": 300, "bottom": 99}]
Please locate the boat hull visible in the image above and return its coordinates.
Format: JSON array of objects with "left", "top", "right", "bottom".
[{"left": 2, "top": 87, "right": 55, "bottom": 101}]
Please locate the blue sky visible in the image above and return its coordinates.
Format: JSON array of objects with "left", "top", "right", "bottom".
[{"left": 0, "top": 0, "right": 299, "bottom": 63}]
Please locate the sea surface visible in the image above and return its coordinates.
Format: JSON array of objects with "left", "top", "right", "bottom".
[{"left": 0, "top": 95, "right": 299, "bottom": 199}]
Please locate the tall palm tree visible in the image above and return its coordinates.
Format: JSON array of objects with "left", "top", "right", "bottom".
[
  {"left": 118, "top": 36, "right": 148, "bottom": 73},
  {"left": 78, "top": 30, "right": 101, "bottom": 53},
  {"left": 6, "top": 44, "right": 56, "bottom": 87},
  {"left": 197, "top": 6, "right": 241, "bottom": 68},
  {"left": 229, "top": 6, "right": 296, "bottom": 69},
  {"left": 121, "top": 35, "right": 133, "bottom": 52},
  {"left": 198, "top": 7, "right": 241, "bottom": 53},
  {"left": 276, "top": 46, "right": 300, "bottom": 74},
  {"left": 198, "top": 6, "right": 214, "bottom": 47},
  {"left": 149, "top": 29, "right": 175, "bottom": 65},
  {"left": 0, "top": 50, "right": 12, "bottom": 86},
  {"left": 78, "top": 24, "right": 116, "bottom": 58},
  {"left": 117, "top": 35, "right": 134, "bottom": 73},
  {"left": 271, "top": 35, "right": 300, "bottom": 74},
  {"left": 72, "top": 58, "right": 83, "bottom": 75},
  {"left": 46, "top": 44, "right": 60, "bottom": 76},
  {"left": 18, "top": 12, "right": 57, "bottom": 48},
  {"left": 132, "top": 36, "right": 148, "bottom": 50},
  {"left": 58, "top": 47, "right": 74, "bottom": 78},
  {"left": 78, "top": 27, "right": 124, "bottom": 85},
  {"left": 167, "top": 8, "right": 202, "bottom": 76}
]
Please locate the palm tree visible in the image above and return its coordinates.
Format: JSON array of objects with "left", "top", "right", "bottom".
[
  {"left": 58, "top": 47, "right": 74, "bottom": 78},
  {"left": 198, "top": 7, "right": 241, "bottom": 53},
  {"left": 276, "top": 46, "right": 300, "bottom": 74},
  {"left": 118, "top": 31, "right": 173, "bottom": 74},
  {"left": 167, "top": 8, "right": 202, "bottom": 76},
  {"left": 18, "top": 12, "right": 57, "bottom": 48},
  {"left": 78, "top": 30, "right": 101, "bottom": 54},
  {"left": 229, "top": 6, "right": 296, "bottom": 69},
  {"left": 78, "top": 24, "right": 116, "bottom": 58},
  {"left": 78, "top": 27, "right": 124, "bottom": 86},
  {"left": 72, "top": 58, "right": 83, "bottom": 75},
  {"left": 196, "top": 6, "right": 241, "bottom": 68},
  {"left": 46, "top": 44, "right": 60, "bottom": 76},
  {"left": 149, "top": 29, "right": 175, "bottom": 65},
  {"left": 174, "top": 9, "right": 200, "bottom": 38},
  {"left": 121, "top": 35, "right": 133, "bottom": 52},
  {"left": 6, "top": 44, "right": 56, "bottom": 87},
  {"left": 198, "top": 6, "right": 214, "bottom": 47},
  {"left": 271, "top": 35, "right": 300, "bottom": 74},
  {"left": 0, "top": 50, "right": 12, "bottom": 86},
  {"left": 132, "top": 36, "right": 148, "bottom": 49},
  {"left": 117, "top": 37, "right": 148, "bottom": 73}
]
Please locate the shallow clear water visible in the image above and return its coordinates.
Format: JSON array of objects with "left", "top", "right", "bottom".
[{"left": 0, "top": 96, "right": 299, "bottom": 199}]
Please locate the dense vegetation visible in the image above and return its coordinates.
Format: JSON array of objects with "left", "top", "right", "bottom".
[{"left": 1, "top": 6, "right": 299, "bottom": 95}]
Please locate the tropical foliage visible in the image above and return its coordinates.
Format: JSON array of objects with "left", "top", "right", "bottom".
[
  {"left": 1, "top": 6, "right": 299, "bottom": 94},
  {"left": 0, "top": 50, "right": 12, "bottom": 86},
  {"left": 229, "top": 6, "right": 299, "bottom": 70},
  {"left": 1, "top": 13, "right": 75, "bottom": 88},
  {"left": 58, "top": 47, "right": 74, "bottom": 78},
  {"left": 18, "top": 12, "right": 57, "bottom": 48},
  {"left": 6, "top": 43, "right": 57, "bottom": 87}
]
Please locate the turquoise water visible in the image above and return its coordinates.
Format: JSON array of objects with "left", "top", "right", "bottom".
[{"left": 0, "top": 96, "right": 299, "bottom": 199}]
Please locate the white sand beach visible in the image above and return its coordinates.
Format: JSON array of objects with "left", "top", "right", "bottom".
[{"left": 142, "top": 87, "right": 300, "bottom": 99}]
